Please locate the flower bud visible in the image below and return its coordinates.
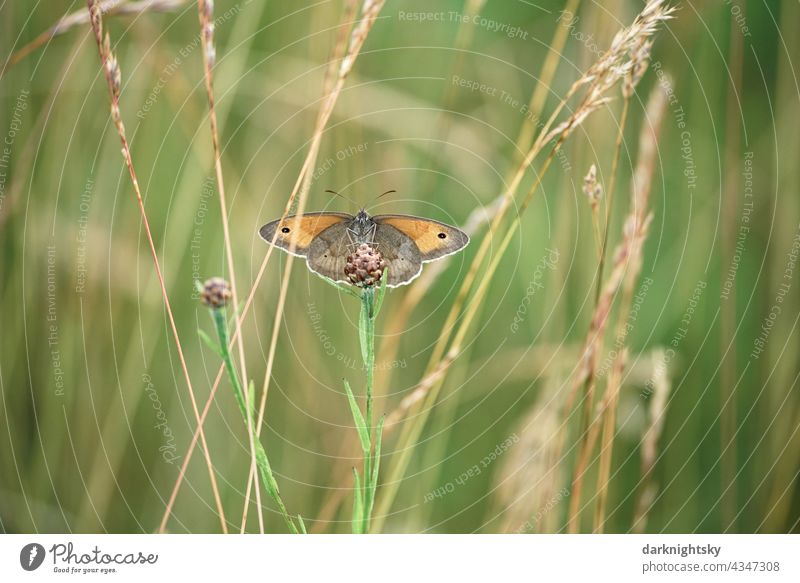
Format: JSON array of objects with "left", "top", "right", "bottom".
[
  {"left": 201, "top": 277, "right": 231, "bottom": 308},
  {"left": 344, "top": 244, "right": 387, "bottom": 287}
]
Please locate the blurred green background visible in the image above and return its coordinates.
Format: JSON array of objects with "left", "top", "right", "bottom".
[{"left": 1, "top": 0, "right": 799, "bottom": 533}]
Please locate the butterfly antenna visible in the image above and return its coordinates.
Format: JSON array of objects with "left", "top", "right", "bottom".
[
  {"left": 375, "top": 189, "right": 396, "bottom": 200},
  {"left": 325, "top": 189, "right": 358, "bottom": 208}
]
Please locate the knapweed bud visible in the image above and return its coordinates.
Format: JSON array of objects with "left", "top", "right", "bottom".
[
  {"left": 345, "top": 243, "right": 387, "bottom": 287},
  {"left": 201, "top": 277, "right": 231, "bottom": 308}
]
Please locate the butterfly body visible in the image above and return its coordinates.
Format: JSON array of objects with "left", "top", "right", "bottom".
[
  {"left": 347, "top": 209, "right": 378, "bottom": 245},
  {"left": 259, "top": 208, "right": 469, "bottom": 287}
]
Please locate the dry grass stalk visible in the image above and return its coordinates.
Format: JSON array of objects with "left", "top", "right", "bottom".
[
  {"left": 160, "top": 0, "right": 386, "bottom": 532},
  {"left": 512, "top": 0, "right": 582, "bottom": 164},
  {"left": 568, "top": 80, "right": 668, "bottom": 533},
  {"left": 192, "top": 0, "right": 263, "bottom": 532},
  {"left": 583, "top": 163, "right": 603, "bottom": 254},
  {"left": 564, "top": 216, "right": 650, "bottom": 532},
  {"left": 3, "top": 0, "right": 188, "bottom": 78},
  {"left": 83, "top": 0, "right": 227, "bottom": 534},
  {"left": 373, "top": 0, "right": 673, "bottom": 531},
  {"left": 592, "top": 348, "right": 628, "bottom": 531},
  {"left": 594, "top": 33, "right": 654, "bottom": 305},
  {"left": 631, "top": 349, "right": 671, "bottom": 533}
]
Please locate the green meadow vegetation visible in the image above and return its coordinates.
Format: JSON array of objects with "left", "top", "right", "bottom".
[{"left": 1, "top": 0, "right": 798, "bottom": 534}]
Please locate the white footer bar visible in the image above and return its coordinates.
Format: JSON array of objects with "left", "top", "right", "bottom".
[{"left": 1, "top": 534, "right": 797, "bottom": 582}]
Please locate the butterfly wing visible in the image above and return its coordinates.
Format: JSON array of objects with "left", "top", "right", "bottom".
[
  {"left": 259, "top": 212, "right": 469, "bottom": 287},
  {"left": 371, "top": 222, "right": 424, "bottom": 287},
  {"left": 373, "top": 215, "right": 469, "bottom": 261},
  {"left": 259, "top": 212, "right": 351, "bottom": 257},
  {"left": 305, "top": 222, "right": 353, "bottom": 283}
]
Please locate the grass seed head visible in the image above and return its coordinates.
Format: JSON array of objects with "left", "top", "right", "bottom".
[{"left": 583, "top": 163, "right": 602, "bottom": 208}]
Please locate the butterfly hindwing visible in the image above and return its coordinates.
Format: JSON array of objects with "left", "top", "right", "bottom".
[
  {"left": 306, "top": 222, "right": 353, "bottom": 284},
  {"left": 372, "top": 222, "right": 424, "bottom": 287}
]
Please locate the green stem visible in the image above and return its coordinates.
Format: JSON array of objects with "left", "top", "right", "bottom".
[
  {"left": 362, "top": 288, "right": 375, "bottom": 435},
  {"left": 348, "top": 283, "right": 383, "bottom": 533},
  {"left": 210, "top": 307, "right": 300, "bottom": 534},
  {"left": 360, "top": 288, "right": 375, "bottom": 534}
]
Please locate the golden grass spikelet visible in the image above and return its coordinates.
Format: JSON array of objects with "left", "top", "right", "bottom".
[
  {"left": 583, "top": 163, "right": 602, "bottom": 208},
  {"left": 340, "top": 0, "right": 385, "bottom": 78},
  {"left": 625, "top": 38, "right": 654, "bottom": 98},
  {"left": 542, "top": 0, "right": 673, "bottom": 146}
]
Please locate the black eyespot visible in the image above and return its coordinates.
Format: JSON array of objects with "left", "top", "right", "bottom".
[
  {"left": 438, "top": 232, "right": 447, "bottom": 239},
  {"left": 281, "top": 227, "right": 290, "bottom": 233}
]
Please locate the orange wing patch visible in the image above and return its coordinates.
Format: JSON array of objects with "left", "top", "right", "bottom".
[
  {"left": 274, "top": 213, "right": 349, "bottom": 249},
  {"left": 377, "top": 217, "right": 452, "bottom": 255}
]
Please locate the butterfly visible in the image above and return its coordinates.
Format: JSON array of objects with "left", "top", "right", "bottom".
[{"left": 259, "top": 209, "right": 469, "bottom": 287}]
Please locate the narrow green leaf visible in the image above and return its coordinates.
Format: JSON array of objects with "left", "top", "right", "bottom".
[
  {"left": 343, "top": 379, "right": 370, "bottom": 453},
  {"left": 318, "top": 272, "right": 361, "bottom": 298},
  {"left": 365, "top": 415, "right": 385, "bottom": 531},
  {"left": 370, "top": 415, "right": 386, "bottom": 492},
  {"left": 351, "top": 467, "right": 364, "bottom": 534},
  {"left": 258, "top": 448, "right": 281, "bottom": 501},
  {"left": 374, "top": 268, "right": 388, "bottom": 318},
  {"left": 197, "top": 329, "right": 222, "bottom": 357},
  {"left": 248, "top": 379, "right": 256, "bottom": 418},
  {"left": 297, "top": 515, "right": 307, "bottom": 534}
]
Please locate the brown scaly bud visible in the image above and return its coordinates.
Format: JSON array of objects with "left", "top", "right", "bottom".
[
  {"left": 583, "top": 164, "right": 602, "bottom": 208},
  {"left": 201, "top": 277, "right": 231, "bottom": 309},
  {"left": 344, "top": 243, "right": 387, "bottom": 287}
]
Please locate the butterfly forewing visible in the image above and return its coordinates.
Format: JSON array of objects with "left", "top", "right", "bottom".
[
  {"left": 259, "top": 212, "right": 351, "bottom": 256},
  {"left": 372, "top": 215, "right": 469, "bottom": 261}
]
